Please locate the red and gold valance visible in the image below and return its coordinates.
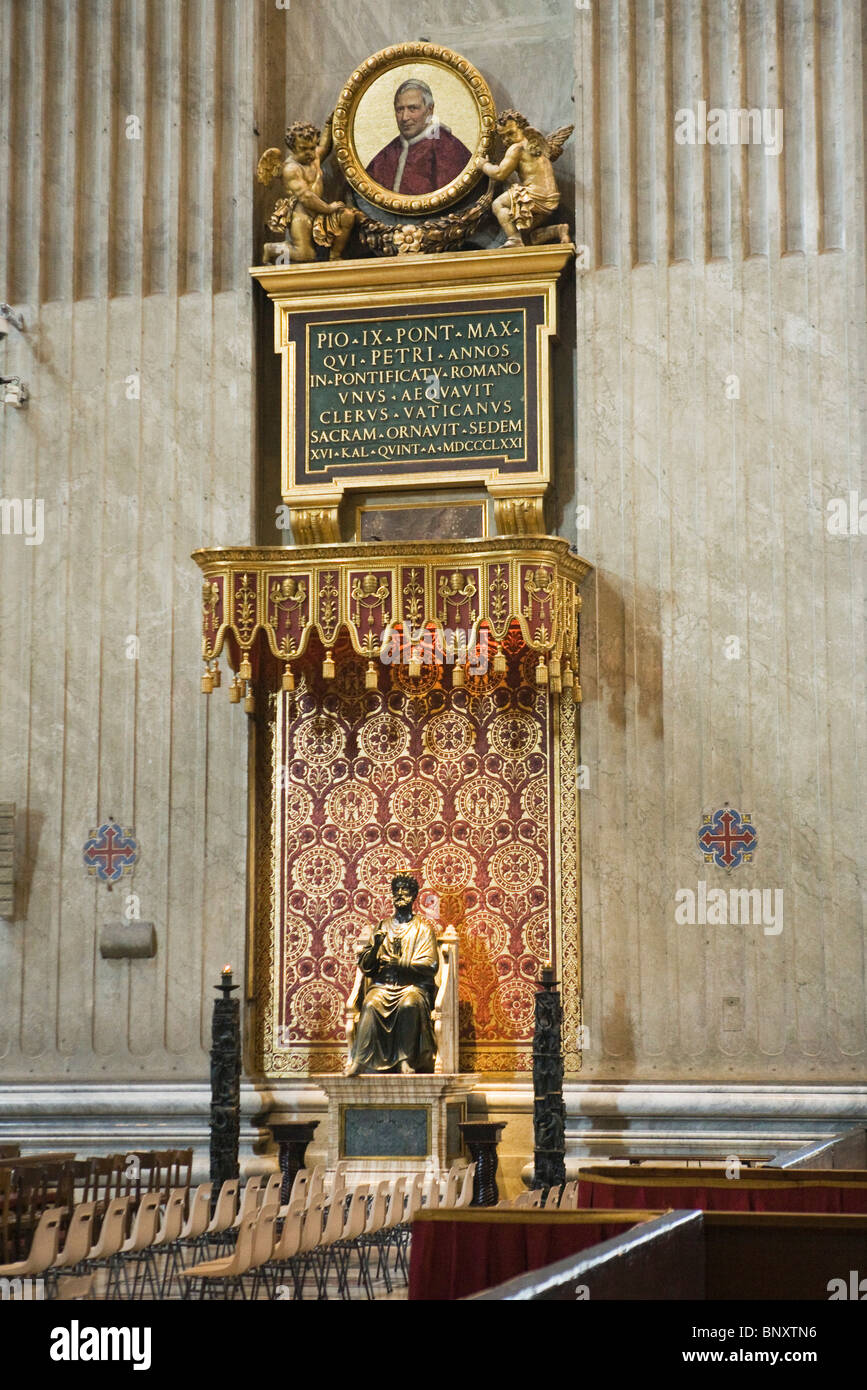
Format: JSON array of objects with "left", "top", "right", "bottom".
[{"left": 193, "top": 537, "right": 591, "bottom": 696}]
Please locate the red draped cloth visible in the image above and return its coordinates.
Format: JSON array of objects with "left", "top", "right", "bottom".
[
  {"left": 408, "top": 1211, "right": 640, "bottom": 1300},
  {"left": 575, "top": 1169, "right": 867, "bottom": 1215}
]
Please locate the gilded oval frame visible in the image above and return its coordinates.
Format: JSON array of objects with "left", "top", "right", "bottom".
[{"left": 332, "top": 43, "right": 495, "bottom": 216}]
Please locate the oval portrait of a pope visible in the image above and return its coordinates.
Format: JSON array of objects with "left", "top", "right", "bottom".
[{"left": 332, "top": 43, "right": 495, "bottom": 215}]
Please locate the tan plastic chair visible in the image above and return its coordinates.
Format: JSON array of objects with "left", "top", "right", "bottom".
[
  {"left": 510, "top": 1188, "right": 544, "bottom": 1208},
  {"left": 311, "top": 1184, "right": 369, "bottom": 1301},
  {"left": 307, "top": 1188, "right": 350, "bottom": 1299},
  {"left": 328, "top": 1163, "right": 349, "bottom": 1206},
  {"left": 245, "top": 1203, "right": 280, "bottom": 1299},
  {"left": 178, "top": 1182, "right": 213, "bottom": 1248},
  {"left": 440, "top": 1162, "right": 470, "bottom": 1209},
  {"left": 231, "top": 1176, "right": 263, "bottom": 1231},
  {"left": 79, "top": 1196, "right": 130, "bottom": 1299},
  {"left": 377, "top": 1177, "right": 409, "bottom": 1285},
  {"left": 0, "top": 1205, "right": 65, "bottom": 1287},
  {"left": 403, "top": 1174, "right": 424, "bottom": 1222},
  {"left": 453, "top": 1162, "right": 477, "bottom": 1209},
  {"left": 262, "top": 1205, "right": 304, "bottom": 1300},
  {"left": 284, "top": 1169, "right": 308, "bottom": 1213},
  {"left": 357, "top": 1180, "right": 391, "bottom": 1295},
  {"left": 146, "top": 1186, "right": 188, "bottom": 1297},
  {"left": 560, "top": 1180, "right": 579, "bottom": 1210},
  {"left": 423, "top": 1168, "right": 441, "bottom": 1209},
  {"left": 293, "top": 1196, "right": 325, "bottom": 1299},
  {"left": 107, "top": 1191, "right": 162, "bottom": 1299},
  {"left": 46, "top": 1201, "right": 97, "bottom": 1299},
  {"left": 201, "top": 1178, "right": 238, "bottom": 1259},
  {"left": 260, "top": 1173, "right": 282, "bottom": 1209},
  {"left": 178, "top": 1213, "right": 258, "bottom": 1301},
  {"left": 306, "top": 1166, "right": 325, "bottom": 1207}
]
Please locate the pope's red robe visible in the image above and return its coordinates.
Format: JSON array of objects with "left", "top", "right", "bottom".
[{"left": 366, "top": 126, "right": 472, "bottom": 195}]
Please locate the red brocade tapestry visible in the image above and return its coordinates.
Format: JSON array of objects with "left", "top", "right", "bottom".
[{"left": 267, "top": 647, "right": 555, "bottom": 1075}]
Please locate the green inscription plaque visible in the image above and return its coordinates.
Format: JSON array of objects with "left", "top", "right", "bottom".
[
  {"left": 290, "top": 294, "right": 546, "bottom": 488},
  {"left": 306, "top": 308, "right": 527, "bottom": 471}
]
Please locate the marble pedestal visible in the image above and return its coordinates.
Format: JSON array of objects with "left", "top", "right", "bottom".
[{"left": 319, "top": 1074, "right": 479, "bottom": 1183}]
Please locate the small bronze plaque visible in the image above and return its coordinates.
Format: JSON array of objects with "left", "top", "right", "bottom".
[
  {"left": 358, "top": 501, "right": 485, "bottom": 542},
  {"left": 341, "top": 1105, "right": 429, "bottom": 1158}
]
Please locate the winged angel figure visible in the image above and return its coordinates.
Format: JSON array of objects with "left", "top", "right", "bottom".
[
  {"left": 256, "top": 116, "right": 358, "bottom": 263},
  {"left": 477, "top": 110, "right": 574, "bottom": 247}
]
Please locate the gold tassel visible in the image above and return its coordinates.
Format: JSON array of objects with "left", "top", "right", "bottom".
[
  {"left": 535, "top": 656, "right": 548, "bottom": 687},
  {"left": 549, "top": 656, "right": 562, "bottom": 694},
  {"left": 282, "top": 663, "right": 295, "bottom": 692},
  {"left": 493, "top": 649, "right": 507, "bottom": 675},
  {"left": 408, "top": 654, "right": 421, "bottom": 679},
  {"left": 574, "top": 682, "right": 583, "bottom": 703},
  {"left": 211, "top": 663, "right": 221, "bottom": 689},
  {"left": 201, "top": 667, "right": 213, "bottom": 695},
  {"left": 452, "top": 664, "right": 465, "bottom": 688},
  {"left": 365, "top": 660, "right": 378, "bottom": 691},
  {"left": 322, "top": 650, "right": 335, "bottom": 680},
  {"left": 561, "top": 662, "right": 574, "bottom": 692},
  {"left": 228, "top": 676, "right": 242, "bottom": 704},
  {"left": 239, "top": 653, "right": 252, "bottom": 681},
  {"left": 244, "top": 683, "right": 255, "bottom": 715}
]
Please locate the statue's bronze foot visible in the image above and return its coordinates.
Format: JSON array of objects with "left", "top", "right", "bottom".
[
  {"left": 399, "top": 1060, "right": 414, "bottom": 1075},
  {"left": 344, "top": 1060, "right": 360, "bottom": 1077},
  {"left": 501, "top": 235, "right": 524, "bottom": 248}
]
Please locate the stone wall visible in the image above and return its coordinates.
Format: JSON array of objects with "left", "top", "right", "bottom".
[
  {"left": 0, "top": 0, "right": 255, "bottom": 1085},
  {"left": 0, "top": 1, "right": 864, "bottom": 1158}
]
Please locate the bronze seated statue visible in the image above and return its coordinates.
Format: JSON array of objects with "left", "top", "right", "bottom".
[{"left": 345, "top": 874, "right": 458, "bottom": 1076}]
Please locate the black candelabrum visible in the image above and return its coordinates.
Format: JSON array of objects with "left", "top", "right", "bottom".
[
  {"left": 533, "top": 962, "right": 567, "bottom": 1192},
  {"left": 210, "top": 966, "right": 241, "bottom": 1191}
]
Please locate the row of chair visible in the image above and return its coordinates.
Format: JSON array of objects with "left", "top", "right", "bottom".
[
  {"left": 0, "top": 1150, "right": 193, "bottom": 1263},
  {"left": 281, "top": 1161, "right": 475, "bottom": 1217},
  {"left": 0, "top": 1161, "right": 477, "bottom": 1300},
  {"left": 181, "top": 1165, "right": 477, "bottom": 1301},
  {"left": 499, "top": 1181, "right": 581, "bottom": 1210}
]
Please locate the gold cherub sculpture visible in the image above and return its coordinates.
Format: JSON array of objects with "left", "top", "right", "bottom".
[
  {"left": 257, "top": 117, "right": 358, "bottom": 264},
  {"left": 477, "top": 110, "right": 574, "bottom": 248}
]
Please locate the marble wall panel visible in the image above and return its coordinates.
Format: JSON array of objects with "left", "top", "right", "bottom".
[
  {"left": 0, "top": 0, "right": 863, "bottom": 1097},
  {"left": 0, "top": 0, "right": 254, "bottom": 1081},
  {"left": 573, "top": 0, "right": 866, "bottom": 1080}
]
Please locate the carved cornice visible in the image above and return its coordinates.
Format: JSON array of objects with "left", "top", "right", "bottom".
[{"left": 249, "top": 244, "right": 576, "bottom": 301}]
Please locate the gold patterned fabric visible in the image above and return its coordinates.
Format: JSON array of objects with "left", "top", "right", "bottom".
[{"left": 266, "top": 646, "right": 560, "bottom": 1076}]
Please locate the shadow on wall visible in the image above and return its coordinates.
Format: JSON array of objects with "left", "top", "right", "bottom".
[{"left": 582, "top": 567, "right": 664, "bottom": 744}]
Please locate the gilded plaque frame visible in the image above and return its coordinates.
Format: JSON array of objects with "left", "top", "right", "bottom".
[{"left": 250, "top": 245, "right": 574, "bottom": 523}]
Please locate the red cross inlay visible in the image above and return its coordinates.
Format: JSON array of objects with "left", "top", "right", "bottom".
[
  {"left": 698, "top": 811, "right": 756, "bottom": 868},
  {"left": 83, "top": 824, "right": 138, "bottom": 883}
]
